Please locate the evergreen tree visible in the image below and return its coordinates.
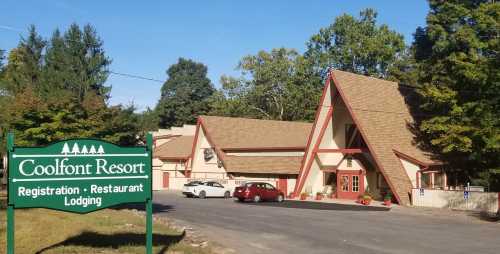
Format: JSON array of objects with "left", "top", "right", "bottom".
[
  {"left": 43, "top": 23, "right": 111, "bottom": 101},
  {"left": 413, "top": 0, "right": 500, "bottom": 187},
  {"left": 0, "top": 24, "right": 139, "bottom": 148},
  {"left": 2, "top": 25, "right": 45, "bottom": 94},
  {"left": 156, "top": 58, "right": 215, "bottom": 127}
]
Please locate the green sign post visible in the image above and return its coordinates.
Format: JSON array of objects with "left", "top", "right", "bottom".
[{"left": 6, "top": 133, "right": 153, "bottom": 254}]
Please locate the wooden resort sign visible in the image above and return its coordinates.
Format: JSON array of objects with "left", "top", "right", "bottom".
[{"left": 5, "top": 133, "right": 154, "bottom": 254}]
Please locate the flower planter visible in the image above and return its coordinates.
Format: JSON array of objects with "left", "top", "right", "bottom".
[
  {"left": 315, "top": 194, "right": 323, "bottom": 200},
  {"left": 299, "top": 194, "right": 308, "bottom": 200},
  {"left": 383, "top": 200, "right": 391, "bottom": 206},
  {"left": 361, "top": 199, "right": 372, "bottom": 205}
]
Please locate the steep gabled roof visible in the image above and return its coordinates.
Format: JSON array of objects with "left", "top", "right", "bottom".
[
  {"left": 154, "top": 136, "right": 194, "bottom": 160},
  {"left": 332, "top": 70, "right": 439, "bottom": 164},
  {"left": 294, "top": 70, "right": 441, "bottom": 205},
  {"left": 199, "top": 116, "right": 312, "bottom": 149},
  {"left": 333, "top": 70, "right": 441, "bottom": 204}
]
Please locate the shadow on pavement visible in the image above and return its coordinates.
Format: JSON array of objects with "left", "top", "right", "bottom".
[
  {"left": 466, "top": 210, "right": 500, "bottom": 222},
  {"left": 35, "top": 230, "right": 184, "bottom": 254},
  {"left": 111, "top": 202, "right": 175, "bottom": 213},
  {"left": 244, "top": 200, "right": 390, "bottom": 211}
]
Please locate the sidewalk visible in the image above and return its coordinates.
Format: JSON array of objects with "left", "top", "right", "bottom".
[{"left": 288, "top": 197, "right": 393, "bottom": 209}]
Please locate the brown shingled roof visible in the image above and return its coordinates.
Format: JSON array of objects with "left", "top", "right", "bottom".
[
  {"left": 224, "top": 156, "right": 302, "bottom": 174},
  {"left": 154, "top": 136, "right": 194, "bottom": 160},
  {"left": 331, "top": 70, "right": 440, "bottom": 205},
  {"left": 199, "top": 116, "right": 312, "bottom": 149}
]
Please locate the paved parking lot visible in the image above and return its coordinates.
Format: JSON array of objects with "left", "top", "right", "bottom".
[{"left": 153, "top": 191, "right": 500, "bottom": 254}]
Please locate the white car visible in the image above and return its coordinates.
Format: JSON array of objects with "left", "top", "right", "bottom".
[{"left": 182, "top": 181, "right": 232, "bottom": 198}]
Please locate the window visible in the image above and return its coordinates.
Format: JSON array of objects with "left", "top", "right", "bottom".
[
  {"left": 265, "top": 183, "right": 275, "bottom": 190},
  {"left": 421, "top": 173, "right": 431, "bottom": 188},
  {"left": 345, "top": 124, "right": 367, "bottom": 148},
  {"left": 352, "top": 176, "right": 359, "bottom": 192},
  {"left": 345, "top": 124, "right": 356, "bottom": 148},
  {"left": 346, "top": 156, "right": 353, "bottom": 167},
  {"left": 214, "top": 183, "right": 224, "bottom": 188},
  {"left": 341, "top": 176, "right": 349, "bottom": 192},
  {"left": 434, "top": 172, "right": 443, "bottom": 189}
]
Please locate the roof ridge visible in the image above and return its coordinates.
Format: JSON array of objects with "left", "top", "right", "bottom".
[
  {"left": 200, "top": 115, "right": 312, "bottom": 125},
  {"left": 331, "top": 69, "right": 399, "bottom": 86}
]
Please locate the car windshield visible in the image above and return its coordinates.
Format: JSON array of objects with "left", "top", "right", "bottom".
[{"left": 185, "top": 181, "right": 202, "bottom": 186}]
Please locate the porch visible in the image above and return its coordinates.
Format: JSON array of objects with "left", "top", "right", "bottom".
[{"left": 299, "top": 148, "right": 392, "bottom": 202}]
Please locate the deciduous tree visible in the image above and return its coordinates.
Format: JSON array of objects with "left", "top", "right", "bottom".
[
  {"left": 305, "top": 8, "right": 406, "bottom": 80},
  {"left": 156, "top": 58, "right": 215, "bottom": 127},
  {"left": 210, "top": 48, "right": 321, "bottom": 121}
]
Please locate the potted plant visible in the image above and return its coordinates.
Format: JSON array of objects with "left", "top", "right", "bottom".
[
  {"left": 356, "top": 194, "right": 364, "bottom": 204},
  {"left": 315, "top": 192, "right": 323, "bottom": 200},
  {"left": 383, "top": 193, "right": 392, "bottom": 206},
  {"left": 300, "top": 192, "right": 308, "bottom": 200},
  {"left": 361, "top": 193, "right": 372, "bottom": 205}
]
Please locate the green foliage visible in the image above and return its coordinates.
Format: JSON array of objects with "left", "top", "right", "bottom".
[
  {"left": 0, "top": 24, "right": 139, "bottom": 151},
  {"left": 305, "top": 8, "right": 406, "bottom": 79},
  {"left": 156, "top": 58, "right": 215, "bottom": 128},
  {"left": 138, "top": 107, "right": 159, "bottom": 132},
  {"left": 413, "top": 0, "right": 500, "bottom": 187},
  {"left": 210, "top": 48, "right": 321, "bottom": 121},
  {"left": 43, "top": 24, "right": 111, "bottom": 100}
]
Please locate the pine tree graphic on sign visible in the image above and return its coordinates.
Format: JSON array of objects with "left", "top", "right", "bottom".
[
  {"left": 97, "top": 145, "right": 105, "bottom": 154},
  {"left": 81, "top": 145, "right": 89, "bottom": 154},
  {"left": 89, "top": 145, "right": 97, "bottom": 154},
  {"left": 71, "top": 143, "right": 80, "bottom": 155},
  {"left": 61, "top": 143, "right": 71, "bottom": 155}
]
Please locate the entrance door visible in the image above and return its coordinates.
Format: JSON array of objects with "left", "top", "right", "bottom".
[
  {"left": 162, "top": 172, "right": 169, "bottom": 189},
  {"left": 336, "top": 171, "right": 364, "bottom": 199},
  {"left": 276, "top": 178, "right": 287, "bottom": 196}
]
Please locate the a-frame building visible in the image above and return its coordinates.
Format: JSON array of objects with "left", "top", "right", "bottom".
[{"left": 293, "top": 70, "right": 444, "bottom": 205}]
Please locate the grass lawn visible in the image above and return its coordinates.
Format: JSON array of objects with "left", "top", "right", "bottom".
[{"left": 0, "top": 196, "right": 213, "bottom": 254}]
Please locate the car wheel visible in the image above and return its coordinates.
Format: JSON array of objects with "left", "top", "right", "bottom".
[
  {"left": 224, "top": 191, "right": 231, "bottom": 198},
  {"left": 276, "top": 194, "right": 284, "bottom": 202},
  {"left": 199, "top": 191, "right": 206, "bottom": 199},
  {"left": 253, "top": 195, "right": 261, "bottom": 203}
]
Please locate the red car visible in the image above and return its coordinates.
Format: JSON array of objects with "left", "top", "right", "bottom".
[{"left": 233, "top": 182, "right": 284, "bottom": 202}]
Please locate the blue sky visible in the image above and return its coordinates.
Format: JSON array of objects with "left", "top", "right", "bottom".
[{"left": 1, "top": 1, "right": 429, "bottom": 111}]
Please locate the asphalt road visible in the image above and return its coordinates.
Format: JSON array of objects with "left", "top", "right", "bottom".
[{"left": 153, "top": 191, "right": 500, "bottom": 254}]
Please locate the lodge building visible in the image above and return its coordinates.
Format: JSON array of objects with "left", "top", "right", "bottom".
[
  {"left": 152, "top": 117, "right": 311, "bottom": 197},
  {"left": 153, "top": 70, "right": 457, "bottom": 206}
]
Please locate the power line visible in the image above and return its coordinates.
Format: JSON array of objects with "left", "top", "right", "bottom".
[{"left": 109, "top": 71, "right": 165, "bottom": 83}]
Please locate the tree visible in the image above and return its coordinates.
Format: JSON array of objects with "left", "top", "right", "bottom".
[
  {"left": 305, "top": 8, "right": 406, "bottom": 80},
  {"left": 2, "top": 26, "right": 45, "bottom": 95},
  {"left": 0, "top": 49, "right": 5, "bottom": 70},
  {"left": 42, "top": 24, "right": 111, "bottom": 101},
  {"left": 137, "top": 107, "right": 159, "bottom": 140},
  {"left": 0, "top": 24, "right": 139, "bottom": 149},
  {"left": 413, "top": 0, "right": 500, "bottom": 188},
  {"left": 210, "top": 48, "right": 321, "bottom": 121},
  {"left": 156, "top": 58, "right": 215, "bottom": 127}
]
